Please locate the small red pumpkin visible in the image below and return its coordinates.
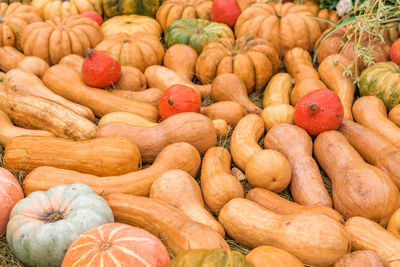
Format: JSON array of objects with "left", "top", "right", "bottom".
[
  {"left": 81, "top": 11, "right": 103, "bottom": 25},
  {"left": 62, "top": 223, "right": 170, "bottom": 267},
  {"left": 81, "top": 49, "right": 121, "bottom": 88},
  {"left": 390, "top": 39, "right": 400, "bottom": 65},
  {"left": 211, "top": 0, "right": 241, "bottom": 28},
  {"left": 159, "top": 84, "right": 201, "bottom": 120},
  {"left": 294, "top": 89, "right": 344, "bottom": 136},
  {"left": 0, "top": 167, "right": 23, "bottom": 235}
]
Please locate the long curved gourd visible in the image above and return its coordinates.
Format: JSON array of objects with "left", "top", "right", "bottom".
[
  {"left": 264, "top": 123, "right": 332, "bottom": 207},
  {"left": 23, "top": 142, "right": 201, "bottom": 197},
  {"left": 200, "top": 101, "right": 247, "bottom": 127},
  {"left": 334, "top": 251, "right": 389, "bottom": 267},
  {"left": 110, "top": 88, "right": 163, "bottom": 108},
  {"left": 42, "top": 64, "right": 159, "bottom": 121},
  {"left": 246, "top": 246, "right": 305, "bottom": 267},
  {"left": 314, "top": 131, "right": 400, "bottom": 223}
]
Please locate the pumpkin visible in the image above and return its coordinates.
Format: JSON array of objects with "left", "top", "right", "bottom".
[
  {"left": 0, "top": 0, "right": 31, "bottom": 3},
  {"left": 62, "top": 223, "right": 170, "bottom": 267},
  {"left": 168, "top": 249, "right": 252, "bottom": 266},
  {"left": 32, "top": 0, "right": 103, "bottom": 19},
  {"left": 165, "top": 18, "right": 234, "bottom": 54},
  {"left": 196, "top": 34, "right": 279, "bottom": 92},
  {"left": 0, "top": 3, "right": 42, "bottom": 50},
  {"left": 20, "top": 15, "right": 103, "bottom": 65},
  {"left": 334, "top": 251, "right": 389, "bottom": 267},
  {"left": 156, "top": 0, "right": 212, "bottom": 32},
  {"left": 391, "top": 38, "right": 400, "bottom": 65},
  {"left": 359, "top": 62, "right": 400, "bottom": 111},
  {"left": 103, "top": 0, "right": 159, "bottom": 18},
  {"left": 6, "top": 183, "right": 114, "bottom": 267},
  {"left": 159, "top": 84, "right": 201, "bottom": 120},
  {"left": 235, "top": 3, "right": 321, "bottom": 56},
  {"left": 210, "top": 0, "right": 241, "bottom": 28},
  {"left": 0, "top": 167, "right": 23, "bottom": 235},
  {"left": 294, "top": 89, "right": 344, "bottom": 136},
  {"left": 82, "top": 49, "right": 121, "bottom": 88},
  {"left": 81, "top": 11, "right": 102, "bottom": 25},
  {"left": 95, "top": 32, "right": 164, "bottom": 72},
  {"left": 246, "top": 246, "right": 304, "bottom": 267},
  {"left": 101, "top": 14, "right": 162, "bottom": 38}
]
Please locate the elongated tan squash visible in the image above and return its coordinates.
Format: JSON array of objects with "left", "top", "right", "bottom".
[
  {"left": 389, "top": 105, "right": 400, "bottom": 127},
  {"left": 387, "top": 208, "right": 400, "bottom": 238},
  {"left": 200, "top": 101, "right": 247, "bottom": 126},
  {"left": 212, "top": 119, "right": 228, "bottom": 137},
  {"left": 0, "top": 110, "right": 54, "bottom": 146},
  {"left": 106, "top": 194, "right": 229, "bottom": 256},
  {"left": 3, "top": 136, "right": 141, "bottom": 176},
  {"left": 201, "top": 147, "right": 244, "bottom": 215},
  {"left": 0, "top": 90, "right": 97, "bottom": 141},
  {"left": 246, "top": 246, "right": 304, "bottom": 267},
  {"left": 98, "top": 112, "right": 158, "bottom": 128},
  {"left": 110, "top": 88, "right": 163, "bottom": 108},
  {"left": 163, "top": 44, "right": 197, "bottom": 82},
  {"left": 334, "top": 251, "right": 389, "bottom": 267},
  {"left": 218, "top": 198, "right": 350, "bottom": 267},
  {"left": 43, "top": 64, "right": 159, "bottom": 121},
  {"left": 150, "top": 169, "right": 225, "bottom": 237},
  {"left": 23, "top": 142, "right": 201, "bottom": 197}
]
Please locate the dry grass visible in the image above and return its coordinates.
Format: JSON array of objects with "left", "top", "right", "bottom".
[{"left": 0, "top": 236, "right": 23, "bottom": 267}]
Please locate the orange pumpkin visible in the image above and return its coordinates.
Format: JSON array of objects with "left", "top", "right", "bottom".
[
  {"left": 159, "top": 85, "right": 201, "bottom": 120},
  {"left": 62, "top": 223, "right": 170, "bottom": 267}
]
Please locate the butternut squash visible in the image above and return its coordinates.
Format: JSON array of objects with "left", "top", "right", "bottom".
[
  {"left": 246, "top": 246, "right": 304, "bottom": 267},
  {"left": 42, "top": 64, "right": 159, "bottom": 121},
  {"left": 345, "top": 216, "right": 400, "bottom": 267},
  {"left": 212, "top": 119, "right": 228, "bottom": 137},
  {"left": 110, "top": 88, "right": 163, "bottom": 108},
  {"left": 98, "top": 112, "right": 158, "bottom": 128},
  {"left": 200, "top": 101, "right": 247, "bottom": 126},
  {"left": 0, "top": 110, "right": 53, "bottom": 146},
  {"left": 97, "top": 112, "right": 217, "bottom": 163},
  {"left": 263, "top": 73, "right": 294, "bottom": 107},
  {"left": 389, "top": 105, "right": 400, "bottom": 127},
  {"left": 264, "top": 123, "right": 332, "bottom": 207},
  {"left": 246, "top": 188, "right": 344, "bottom": 223},
  {"left": 59, "top": 54, "right": 84, "bottom": 72},
  {"left": 150, "top": 169, "right": 225, "bottom": 237},
  {"left": 114, "top": 66, "right": 147, "bottom": 91},
  {"left": 261, "top": 104, "right": 295, "bottom": 130},
  {"left": 0, "top": 90, "right": 97, "bottom": 141},
  {"left": 314, "top": 131, "right": 400, "bottom": 223},
  {"left": 387, "top": 208, "right": 400, "bottom": 238},
  {"left": 3, "top": 136, "right": 141, "bottom": 176},
  {"left": 231, "top": 114, "right": 291, "bottom": 192},
  {"left": 4, "top": 69, "right": 95, "bottom": 121},
  {"left": 353, "top": 96, "right": 400, "bottom": 148},
  {"left": 218, "top": 198, "right": 351, "bottom": 267},
  {"left": 318, "top": 54, "right": 356, "bottom": 121},
  {"left": 211, "top": 74, "right": 262, "bottom": 114},
  {"left": 106, "top": 194, "right": 229, "bottom": 256},
  {"left": 23, "top": 142, "right": 201, "bottom": 196},
  {"left": 201, "top": 147, "right": 244, "bottom": 215},
  {"left": 334, "top": 251, "right": 389, "bottom": 267},
  {"left": 339, "top": 119, "right": 400, "bottom": 187}
]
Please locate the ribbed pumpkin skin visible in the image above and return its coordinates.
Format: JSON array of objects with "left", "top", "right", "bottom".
[
  {"left": 0, "top": 0, "right": 31, "bottom": 4},
  {"left": 165, "top": 18, "right": 234, "bottom": 54},
  {"left": 168, "top": 249, "right": 254, "bottom": 267},
  {"left": 32, "top": 0, "right": 103, "bottom": 20},
  {"left": 103, "top": 0, "right": 159, "bottom": 18},
  {"left": 62, "top": 223, "right": 170, "bottom": 267},
  {"left": 101, "top": 14, "right": 162, "bottom": 38},
  {"left": 359, "top": 62, "right": 400, "bottom": 111}
]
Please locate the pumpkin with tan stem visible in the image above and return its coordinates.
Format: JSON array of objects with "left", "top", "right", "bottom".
[
  {"left": 32, "top": 0, "right": 103, "bottom": 19},
  {"left": 101, "top": 14, "right": 162, "bottom": 38},
  {"left": 235, "top": 3, "right": 321, "bottom": 56},
  {"left": 6, "top": 183, "right": 114, "bottom": 267},
  {"left": 0, "top": 3, "right": 42, "bottom": 50},
  {"left": 95, "top": 32, "right": 164, "bottom": 72},
  {"left": 196, "top": 34, "right": 279, "bottom": 92}
]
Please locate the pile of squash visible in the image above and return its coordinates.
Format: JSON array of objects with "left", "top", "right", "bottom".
[{"left": 1, "top": 0, "right": 400, "bottom": 266}]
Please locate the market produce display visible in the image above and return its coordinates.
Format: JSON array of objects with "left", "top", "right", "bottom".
[{"left": 2, "top": 0, "right": 400, "bottom": 266}]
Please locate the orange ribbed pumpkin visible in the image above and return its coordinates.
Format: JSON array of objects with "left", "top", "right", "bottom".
[{"left": 61, "top": 223, "right": 170, "bottom": 267}]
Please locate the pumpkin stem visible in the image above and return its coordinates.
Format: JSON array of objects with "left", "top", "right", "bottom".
[
  {"left": 100, "top": 242, "right": 111, "bottom": 250},
  {"left": 86, "top": 48, "right": 95, "bottom": 60},
  {"left": 41, "top": 211, "right": 64, "bottom": 223},
  {"left": 310, "top": 104, "right": 318, "bottom": 111},
  {"left": 168, "top": 99, "right": 174, "bottom": 105}
]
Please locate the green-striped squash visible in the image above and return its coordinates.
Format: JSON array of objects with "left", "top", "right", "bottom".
[
  {"left": 164, "top": 18, "right": 234, "bottom": 54},
  {"left": 359, "top": 62, "right": 400, "bottom": 111},
  {"left": 168, "top": 249, "right": 254, "bottom": 267},
  {"left": 102, "top": 0, "right": 159, "bottom": 18}
]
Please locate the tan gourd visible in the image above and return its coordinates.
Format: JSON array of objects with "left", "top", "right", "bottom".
[
  {"left": 218, "top": 198, "right": 351, "bottom": 267},
  {"left": 0, "top": 110, "right": 54, "bottom": 146},
  {"left": 314, "top": 131, "right": 400, "bottom": 223},
  {"left": 389, "top": 105, "right": 400, "bottom": 127},
  {"left": 3, "top": 136, "right": 141, "bottom": 176},
  {"left": 353, "top": 96, "right": 400, "bottom": 148},
  {"left": 200, "top": 101, "right": 247, "bottom": 126},
  {"left": 246, "top": 188, "right": 344, "bottom": 223},
  {"left": 106, "top": 194, "right": 229, "bottom": 256},
  {"left": 231, "top": 114, "right": 291, "bottom": 192},
  {"left": 114, "top": 66, "right": 147, "bottom": 91},
  {"left": 97, "top": 112, "right": 217, "bottom": 163},
  {"left": 4, "top": 69, "right": 95, "bottom": 121},
  {"left": 150, "top": 169, "right": 225, "bottom": 237},
  {"left": 58, "top": 54, "right": 85, "bottom": 72},
  {"left": 264, "top": 123, "right": 332, "bottom": 206},
  {"left": 318, "top": 54, "right": 356, "bottom": 120},
  {"left": 212, "top": 119, "right": 228, "bottom": 137},
  {"left": 261, "top": 104, "right": 295, "bottom": 130},
  {"left": 43, "top": 64, "right": 159, "bottom": 122},
  {"left": 345, "top": 216, "right": 400, "bottom": 267},
  {"left": 200, "top": 147, "right": 244, "bottom": 215},
  {"left": 246, "top": 246, "right": 304, "bottom": 267},
  {"left": 387, "top": 208, "right": 400, "bottom": 238},
  {"left": 334, "top": 251, "right": 389, "bottom": 267},
  {"left": 211, "top": 74, "right": 262, "bottom": 114},
  {"left": 110, "top": 88, "right": 163, "bottom": 108},
  {"left": 98, "top": 112, "right": 158, "bottom": 128},
  {"left": 23, "top": 142, "right": 201, "bottom": 196},
  {"left": 339, "top": 120, "right": 400, "bottom": 187}
]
